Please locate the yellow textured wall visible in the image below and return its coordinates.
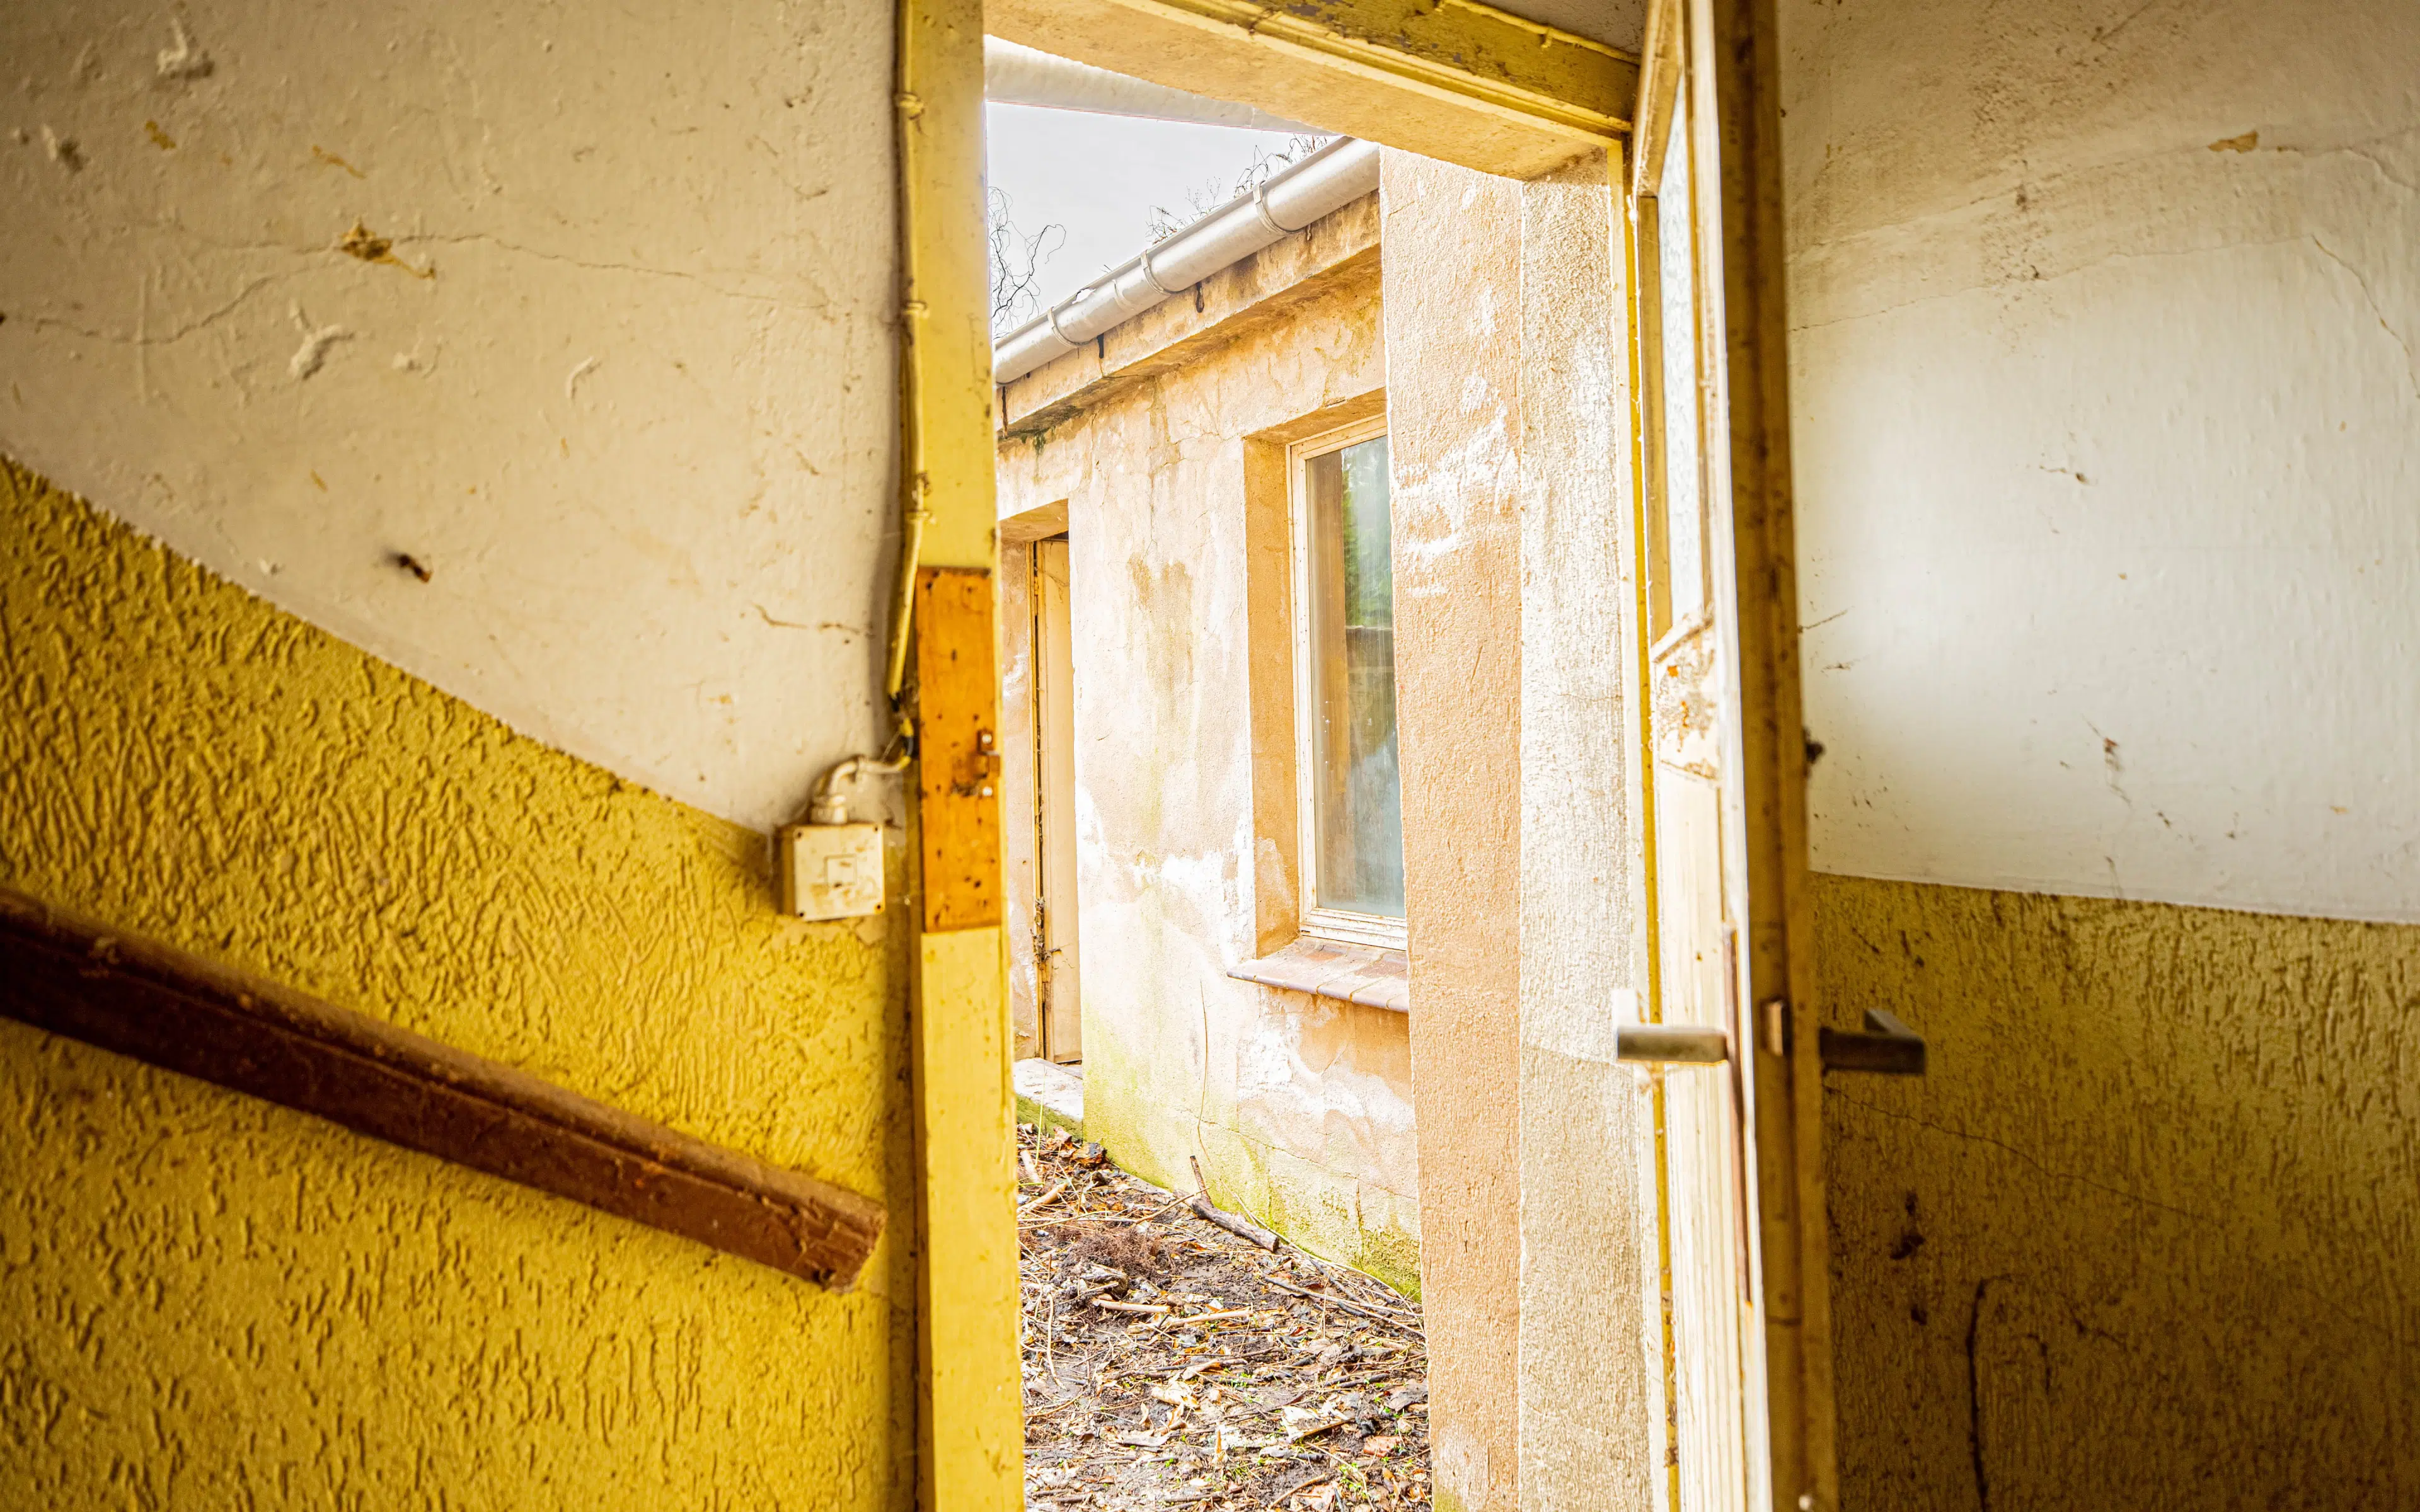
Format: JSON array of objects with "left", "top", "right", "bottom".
[
  {"left": 1816, "top": 873, "right": 2420, "bottom": 1508},
  {"left": 0, "top": 459, "right": 914, "bottom": 1507}
]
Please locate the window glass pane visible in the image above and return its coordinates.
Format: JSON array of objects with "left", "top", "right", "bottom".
[
  {"left": 1657, "top": 92, "right": 1707, "bottom": 627},
  {"left": 1306, "top": 435, "right": 1404, "bottom": 920}
]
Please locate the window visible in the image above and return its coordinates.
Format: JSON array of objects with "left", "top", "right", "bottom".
[
  {"left": 1644, "top": 76, "right": 1709, "bottom": 643},
  {"left": 1290, "top": 417, "right": 1405, "bottom": 948}
]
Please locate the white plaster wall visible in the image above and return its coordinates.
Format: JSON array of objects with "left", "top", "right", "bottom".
[
  {"left": 1783, "top": 0, "right": 2420, "bottom": 922},
  {"left": 1, "top": 0, "right": 898, "bottom": 831}
]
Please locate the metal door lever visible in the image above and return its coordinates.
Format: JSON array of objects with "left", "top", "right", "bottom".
[
  {"left": 1615, "top": 1024, "right": 1731, "bottom": 1065},
  {"left": 1817, "top": 1010, "right": 1926, "bottom": 1075}
]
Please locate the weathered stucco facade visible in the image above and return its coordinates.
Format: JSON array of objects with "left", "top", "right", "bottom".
[{"left": 994, "top": 194, "right": 1426, "bottom": 1293}]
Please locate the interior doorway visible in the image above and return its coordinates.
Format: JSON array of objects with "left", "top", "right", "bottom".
[{"left": 1030, "top": 534, "right": 1083, "bottom": 1063}]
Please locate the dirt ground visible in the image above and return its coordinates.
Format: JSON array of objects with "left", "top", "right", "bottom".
[{"left": 1018, "top": 1122, "right": 1432, "bottom": 1511}]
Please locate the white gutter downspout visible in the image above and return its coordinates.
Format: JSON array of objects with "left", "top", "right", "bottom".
[{"left": 989, "top": 135, "right": 1381, "bottom": 386}]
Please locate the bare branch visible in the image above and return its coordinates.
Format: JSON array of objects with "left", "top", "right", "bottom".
[{"left": 990, "top": 186, "right": 1066, "bottom": 335}]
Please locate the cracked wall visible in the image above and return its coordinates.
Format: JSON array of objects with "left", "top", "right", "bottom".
[
  {"left": 991, "top": 239, "right": 1418, "bottom": 1295},
  {"left": 1783, "top": 0, "right": 2420, "bottom": 921},
  {"left": 0, "top": 0, "right": 900, "bottom": 832},
  {"left": 1782, "top": 3, "right": 2420, "bottom": 1503},
  {"left": 0, "top": 461, "right": 914, "bottom": 1507}
]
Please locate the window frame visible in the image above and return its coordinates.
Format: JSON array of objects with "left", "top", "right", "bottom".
[{"left": 1286, "top": 412, "right": 1408, "bottom": 952}]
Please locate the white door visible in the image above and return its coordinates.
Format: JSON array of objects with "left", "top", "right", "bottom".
[{"left": 1619, "top": 2, "right": 1915, "bottom": 1507}]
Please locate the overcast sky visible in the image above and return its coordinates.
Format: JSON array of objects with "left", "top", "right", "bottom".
[{"left": 984, "top": 102, "right": 1315, "bottom": 325}]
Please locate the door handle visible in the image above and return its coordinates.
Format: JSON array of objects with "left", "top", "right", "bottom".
[
  {"left": 1615, "top": 1024, "right": 1731, "bottom": 1065},
  {"left": 1616, "top": 1011, "right": 1927, "bottom": 1074},
  {"left": 1818, "top": 1009, "right": 1926, "bottom": 1075}
]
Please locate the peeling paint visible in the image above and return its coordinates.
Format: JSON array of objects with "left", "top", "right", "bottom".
[
  {"left": 284, "top": 305, "right": 349, "bottom": 379},
  {"left": 155, "top": 18, "right": 214, "bottom": 80}
]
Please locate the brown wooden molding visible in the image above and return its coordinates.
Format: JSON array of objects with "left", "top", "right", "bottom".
[{"left": 0, "top": 890, "right": 884, "bottom": 1291}]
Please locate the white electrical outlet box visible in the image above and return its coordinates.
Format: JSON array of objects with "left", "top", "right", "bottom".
[{"left": 777, "top": 823, "right": 885, "bottom": 920}]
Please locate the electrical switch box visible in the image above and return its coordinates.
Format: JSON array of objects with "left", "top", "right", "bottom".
[{"left": 777, "top": 823, "right": 885, "bottom": 921}]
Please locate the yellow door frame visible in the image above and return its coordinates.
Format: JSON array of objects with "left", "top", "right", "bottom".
[{"left": 898, "top": 0, "right": 1022, "bottom": 1508}]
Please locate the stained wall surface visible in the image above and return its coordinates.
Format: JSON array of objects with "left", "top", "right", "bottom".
[
  {"left": 1783, "top": 0, "right": 2420, "bottom": 921},
  {"left": 0, "top": 462, "right": 914, "bottom": 1507},
  {"left": 1506, "top": 152, "right": 1652, "bottom": 1512},
  {"left": 991, "top": 220, "right": 1420, "bottom": 1293},
  {"left": 1, "top": 0, "right": 901, "bottom": 832},
  {"left": 1377, "top": 153, "right": 1525, "bottom": 1512},
  {"left": 1816, "top": 875, "right": 2420, "bottom": 1506},
  {"left": 1780, "top": 3, "right": 2420, "bottom": 1503},
  {"left": 1380, "top": 146, "right": 1657, "bottom": 1512}
]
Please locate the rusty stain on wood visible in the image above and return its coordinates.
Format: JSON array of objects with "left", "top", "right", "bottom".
[
  {"left": 917, "top": 566, "right": 1005, "bottom": 932},
  {"left": 0, "top": 889, "right": 885, "bottom": 1290}
]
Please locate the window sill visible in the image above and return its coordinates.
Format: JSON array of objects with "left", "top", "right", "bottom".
[{"left": 1227, "top": 937, "right": 1409, "bottom": 1013}]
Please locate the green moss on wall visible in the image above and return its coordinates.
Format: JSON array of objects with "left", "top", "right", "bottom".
[
  {"left": 1816, "top": 873, "right": 2420, "bottom": 1508},
  {"left": 0, "top": 459, "right": 914, "bottom": 1507}
]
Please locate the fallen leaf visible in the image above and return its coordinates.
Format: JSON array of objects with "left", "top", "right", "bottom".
[{"left": 1363, "top": 1435, "right": 1400, "bottom": 1455}]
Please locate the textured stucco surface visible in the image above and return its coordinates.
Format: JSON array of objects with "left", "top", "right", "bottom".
[
  {"left": 1816, "top": 873, "right": 2420, "bottom": 1508},
  {"left": 993, "top": 236, "right": 1419, "bottom": 1292},
  {"left": 0, "top": 460, "right": 914, "bottom": 1508},
  {"left": 1507, "top": 151, "right": 1652, "bottom": 1512},
  {"left": 1783, "top": 0, "right": 2420, "bottom": 920},
  {"left": 1380, "top": 151, "right": 1524, "bottom": 1512},
  {"left": 0, "top": 0, "right": 901, "bottom": 832}
]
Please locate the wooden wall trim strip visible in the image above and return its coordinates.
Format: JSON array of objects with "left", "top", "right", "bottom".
[
  {"left": 0, "top": 890, "right": 885, "bottom": 1291},
  {"left": 916, "top": 565, "right": 1005, "bottom": 932}
]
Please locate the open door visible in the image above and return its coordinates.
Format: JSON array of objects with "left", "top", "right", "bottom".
[
  {"left": 1618, "top": 1, "right": 1918, "bottom": 1508},
  {"left": 1032, "top": 535, "right": 1083, "bottom": 1063}
]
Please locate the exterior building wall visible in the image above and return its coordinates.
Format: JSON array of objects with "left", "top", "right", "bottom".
[
  {"left": 1374, "top": 146, "right": 1659, "bottom": 1512},
  {"left": 1507, "top": 152, "right": 1653, "bottom": 1512},
  {"left": 992, "top": 236, "right": 1420, "bottom": 1292},
  {"left": 1377, "top": 154, "right": 1527, "bottom": 1512},
  {"left": 1783, "top": 1, "right": 2420, "bottom": 1503}
]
